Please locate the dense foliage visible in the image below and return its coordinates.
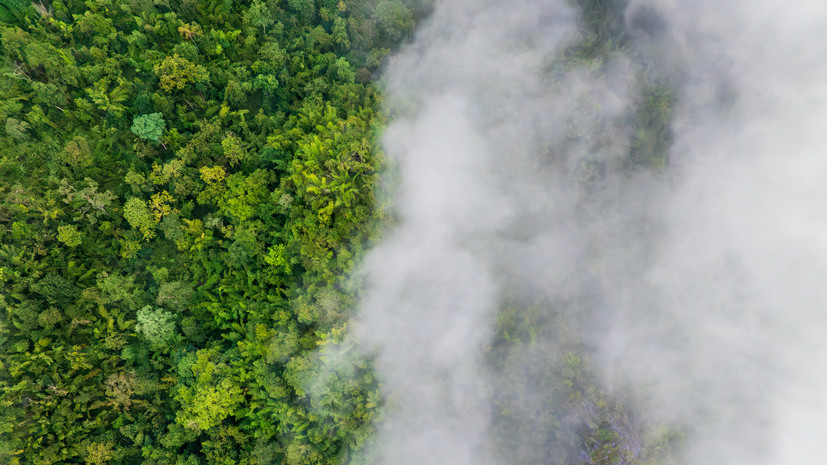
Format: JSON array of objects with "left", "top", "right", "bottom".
[
  {"left": 0, "top": 0, "right": 680, "bottom": 464},
  {"left": 0, "top": 0, "right": 425, "bottom": 463}
]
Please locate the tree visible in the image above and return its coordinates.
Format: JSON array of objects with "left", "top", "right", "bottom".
[
  {"left": 60, "top": 136, "right": 93, "bottom": 167},
  {"left": 131, "top": 113, "right": 166, "bottom": 143},
  {"left": 176, "top": 378, "right": 244, "bottom": 432},
  {"left": 174, "top": 348, "right": 244, "bottom": 432},
  {"left": 153, "top": 54, "right": 209, "bottom": 92},
  {"left": 288, "top": 0, "right": 315, "bottom": 24},
  {"left": 85, "top": 442, "right": 115, "bottom": 465},
  {"left": 332, "top": 57, "right": 355, "bottom": 84},
  {"left": 123, "top": 197, "right": 158, "bottom": 239},
  {"left": 135, "top": 305, "right": 176, "bottom": 349},
  {"left": 245, "top": 0, "right": 274, "bottom": 34},
  {"left": 56, "top": 224, "right": 82, "bottom": 247},
  {"left": 373, "top": 0, "right": 414, "bottom": 44},
  {"left": 332, "top": 17, "right": 350, "bottom": 48},
  {"left": 85, "top": 77, "right": 131, "bottom": 117},
  {"left": 178, "top": 22, "right": 203, "bottom": 41},
  {"left": 5, "top": 117, "right": 29, "bottom": 141},
  {"left": 222, "top": 133, "right": 247, "bottom": 166},
  {"left": 58, "top": 178, "right": 116, "bottom": 224}
]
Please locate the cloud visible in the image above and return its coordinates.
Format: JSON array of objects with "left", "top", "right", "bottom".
[
  {"left": 348, "top": 1, "right": 827, "bottom": 464},
  {"left": 595, "top": 1, "right": 827, "bottom": 463}
]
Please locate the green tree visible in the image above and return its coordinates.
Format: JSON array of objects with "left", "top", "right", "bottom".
[
  {"left": 289, "top": 0, "right": 315, "bottom": 24},
  {"left": 221, "top": 133, "right": 247, "bottom": 166},
  {"left": 123, "top": 197, "right": 158, "bottom": 239},
  {"left": 153, "top": 54, "right": 209, "bottom": 92},
  {"left": 174, "top": 348, "right": 244, "bottom": 432},
  {"left": 58, "top": 178, "right": 116, "bottom": 224},
  {"left": 56, "top": 224, "right": 82, "bottom": 247},
  {"left": 85, "top": 77, "right": 131, "bottom": 117},
  {"left": 131, "top": 113, "right": 166, "bottom": 143},
  {"left": 135, "top": 305, "right": 176, "bottom": 349},
  {"left": 5, "top": 117, "right": 29, "bottom": 141},
  {"left": 373, "top": 0, "right": 414, "bottom": 44},
  {"left": 332, "top": 57, "right": 355, "bottom": 84},
  {"left": 60, "top": 136, "right": 93, "bottom": 167},
  {"left": 245, "top": 0, "right": 274, "bottom": 34}
]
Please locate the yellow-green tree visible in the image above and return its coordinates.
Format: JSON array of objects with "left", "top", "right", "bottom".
[{"left": 153, "top": 54, "right": 209, "bottom": 92}]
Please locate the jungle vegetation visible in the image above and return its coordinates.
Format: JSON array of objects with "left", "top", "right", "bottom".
[{"left": 0, "top": 0, "right": 679, "bottom": 464}]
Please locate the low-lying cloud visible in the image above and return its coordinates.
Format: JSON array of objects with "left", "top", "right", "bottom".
[{"left": 349, "top": 1, "right": 827, "bottom": 464}]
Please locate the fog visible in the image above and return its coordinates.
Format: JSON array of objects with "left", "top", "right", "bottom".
[{"left": 350, "top": 1, "right": 827, "bottom": 464}]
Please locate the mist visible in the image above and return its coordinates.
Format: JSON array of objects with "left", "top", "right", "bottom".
[{"left": 347, "top": 1, "right": 827, "bottom": 464}]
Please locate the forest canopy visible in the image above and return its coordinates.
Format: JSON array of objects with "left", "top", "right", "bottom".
[
  {"left": 0, "top": 0, "right": 425, "bottom": 463},
  {"left": 0, "top": 1, "right": 679, "bottom": 464}
]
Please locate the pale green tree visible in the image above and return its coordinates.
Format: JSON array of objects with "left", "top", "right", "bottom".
[
  {"left": 174, "top": 348, "right": 244, "bottom": 431},
  {"left": 123, "top": 197, "right": 158, "bottom": 239},
  {"left": 135, "top": 305, "right": 175, "bottom": 349},
  {"left": 245, "top": 0, "right": 274, "bottom": 34},
  {"left": 130, "top": 113, "right": 165, "bottom": 143},
  {"left": 56, "top": 224, "right": 82, "bottom": 247}
]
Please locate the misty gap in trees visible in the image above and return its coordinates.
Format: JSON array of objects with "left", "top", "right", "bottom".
[{"left": 0, "top": 0, "right": 684, "bottom": 464}]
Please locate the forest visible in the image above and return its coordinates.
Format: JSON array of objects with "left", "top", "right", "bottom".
[{"left": 0, "top": 0, "right": 682, "bottom": 464}]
